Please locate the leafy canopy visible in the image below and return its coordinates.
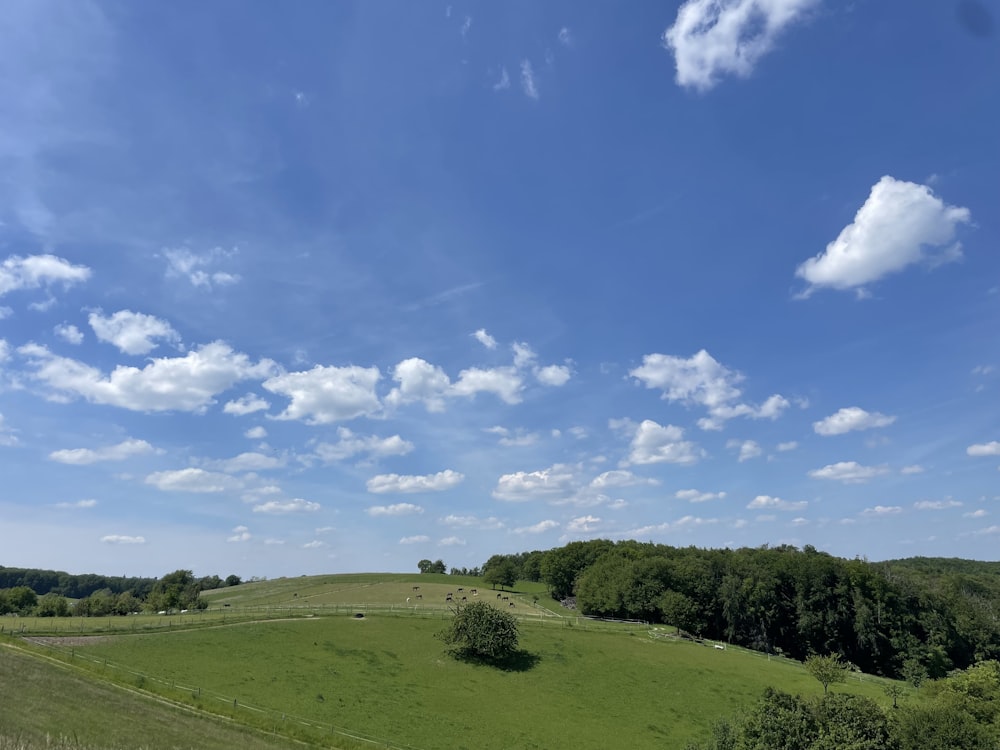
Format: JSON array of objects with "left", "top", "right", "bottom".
[{"left": 437, "top": 600, "right": 519, "bottom": 661}]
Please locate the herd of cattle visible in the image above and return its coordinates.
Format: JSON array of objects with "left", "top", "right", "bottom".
[{"left": 405, "top": 585, "right": 517, "bottom": 608}]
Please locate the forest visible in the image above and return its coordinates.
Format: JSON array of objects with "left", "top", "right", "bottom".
[{"left": 481, "top": 542, "right": 1000, "bottom": 680}]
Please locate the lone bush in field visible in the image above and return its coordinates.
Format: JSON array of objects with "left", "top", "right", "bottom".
[{"left": 438, "top": 600, "right": 519, "bottom": 661}]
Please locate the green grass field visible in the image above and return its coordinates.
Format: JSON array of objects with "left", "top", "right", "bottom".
[{"left": 2, "top": 574, "right": 911, "bottom": 749}]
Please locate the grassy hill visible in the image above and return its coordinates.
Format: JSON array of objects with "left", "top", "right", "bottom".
[{"left": 3, "top": 572, "right": 909, "bottom": 749}]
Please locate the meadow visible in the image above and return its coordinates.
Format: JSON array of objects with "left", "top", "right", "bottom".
[{"left": 3, "top": 574, "right": 907, "bottom": 749}]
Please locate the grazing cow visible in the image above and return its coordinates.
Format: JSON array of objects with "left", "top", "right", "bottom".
[
  {"left": 446, "top": 593, "right": 453, "bottom": 601},
  {"left": 509, "top": 602, "right": 515, "bottom": 608},
  {"left": 457, "top": 587, "right": 463, "bottom": 592},
  {"left": 502, "top": 596, "right": 509, "bottom": 601},
  {"left": 497, "top": 593, "right": 502, "bottom": 600},
  {"left": 416, "top": 594, "right": 422, "bottom": 599},
  {"left": 461, "top": 596, "right": 467, "bottom": 602},
  {"left": 412, "top": 585, "right": 420, "bottom": 591},
  {"left": 470, "top": 589, "right": 478, "bottom": 595}
]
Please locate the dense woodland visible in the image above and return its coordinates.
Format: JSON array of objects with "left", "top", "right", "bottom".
[{"left": 480, "top": 542, "right": 1000, "bottom": 680}]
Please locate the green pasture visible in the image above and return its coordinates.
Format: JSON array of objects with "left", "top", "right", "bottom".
[
  {"left": 0, "top": 645, "right": 296, "bottom": 750},
  {"left": 21, "top": 612, "right": 903, "bottom": 750}
]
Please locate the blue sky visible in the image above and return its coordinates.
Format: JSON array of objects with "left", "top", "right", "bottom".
[{"left": 1, "top": 0, "right": 998, "bottom": 579}]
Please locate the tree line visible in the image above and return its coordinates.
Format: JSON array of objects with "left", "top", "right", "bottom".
[
  {"left": 0, "top": 569, "right": 242, "bottom": 617},
  {"left": 479, "top": 540, "right": 1000, "bottom": 679}
]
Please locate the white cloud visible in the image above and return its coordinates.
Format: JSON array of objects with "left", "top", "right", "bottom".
[
  {"left": 493, "top": 464, "right": 578, "bottom": 502},
  {"left": 967, "top": 441, "right": 1000, "bottom": 457},
  {"left": 747, "top": 495, "right": 807, "bottom": 511},
  {"left": 366, "top": 470, "right": 464, "bottom": 494},
  {"left": 101, "top": 534, "right": 145, "bottom": 545},
  {"left": 861, "top": 505, "right": 903, "bottom": 517},
  {"left": 515, "top": 519, "right": 559, "bottom": 534},
  {"left": 399, "top": 535, "right": 430, "bottom": 544},
  {"left": 88, "top": 309, "right": 181, "bottom": 355},
  {"left": 728, "top": 439, "right": 762, "bottom": 462},
  {"left": 440, "top": 514, "right": 504, "bottom": 530},
  {"left": 567, "top": 515, "right": 601, "bottom": 533},
  {"left": 473, "top": 329, "right": 497, "bottom": 349},
  {"left": 795, "top": 177, "right": 972, "bottom": 296},
  {"left": 439, "top": 536, "right": 466, "bottom": 546},
  {"left": 263, "top": 365, "right": 381, "bottom": 424},
  {"left": 623, "top": 419, "right": 704, "bottom": 466},
  {"left": 264, "top": 538, "right": 285, "bottom": 545},
  {"left": 558, "top": 27, "right": 572, "bottom": 46},
  {"left": 253, "top": 498, "right": 321, "bottom": 514},
  {"left": 808, "top": 461, "right": 891, "bottom": 483},
  {"left": 20, "top": 341, "right": 277, "bottom": 413},
  {"left": 203, "top": 452, "right": 285, "bottom": 473},
  {"left": 54, "top": 323, "right": 83, "bottom": 345},
  {"left": 451, "top": 366, "right": 523, "bottom": 404},
  {"left": 314, "top": 427, "right": 414, "bottom": 462},
  {"left": 302, "top": 540, "right": 325, "bottom": 549},
  {"left": 493, "top": 67, "right": 511, "bottom": 91},
  {"left": 485, "top": 426, "right": 540, "bottom": 447},
  {"left": 55, "top": 499, "right": 97, "bottom": 509},
  {"left": 0, "top": 339, "right": 8, "bottom": 363},
  {"left": 0, "top": 307, "right": 12, "bottom": 319},
  {"left": 973, "top": 525, "right": 1000, "bottom": 536},
  {"left": 535, "top": 364, "right": 572, "bottom": 386},
  {"left": 590, "top": 470, "right": 659, "bottom": 489},
  {"left": 163, "top": 247, "right": 241, "bottom": 290},
  {"left": 145, "top": 468, "right": 242, "bottom": 493},
  {"left": 0, "top": 254, "right": 91, "bottom": 298},
  {"left": 49, "top": 438, "right": 158, "bottom": 465},
  {"left": 0, "top": 413, "right": 18, "bottom": 447},
  {"left": 675, "top": 489, "right": 727, "bottom": 503},
  {"left": 662, "top": 0, "right": 817, "bottom": 91},
  {"left": 964, "top": 509, "right": 988, "bottom": 518},
  {"left": 244, "top": 426, "right": 267, "bottom": 439},
  {"left": 368, "top": 503, "right": 424, "bottom": 517},
  {"left": 790, "top": 517, "right": 809, "bottom": 527},
  {"left": 520, "top": 60, "right": 539, "bottom": 99},
  {"left": 224, "top": 393, "right": 270, "bottom": 416},
  {"left": 631, "top": 350, "right": 787, "bottom": 430},
  {"left": 29, "top": 296, "right": 57, "bottom": 312},
  {"left": 512, "top": 342, "right": 536, "bottom": 369},
  {"left": 385, "top": 357, "right": 451, "bottom": 412},
  {"left": 777, "top": 441, "right": 798, "bottom": 452},
  {"left": 900, "top": 464, "right": 924, "bottom": 475},
  {"left": 813, "top": 407, "right": 896, "bottom": 436},
  {"left": 227, "top": 525, "right": 251, "bottom": 543},
  {"left": 914, "top": 499, "right": 962, "bottom": 510}
]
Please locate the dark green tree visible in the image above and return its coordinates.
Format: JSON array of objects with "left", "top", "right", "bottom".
[
  {"left": 225, "top": 574, "right": 242, "bottom": 587},
  {"left": 437, "top": 600, "right": 519, "bottom": 661},
  {"left": 35, "top": 592, "right": 70, "bottom": 617},
  {"left": 483, "top": 558, "right": 518, "bottom": 590}
]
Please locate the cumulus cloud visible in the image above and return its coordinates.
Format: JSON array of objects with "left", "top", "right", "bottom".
[
  {"left": 227, "top": 525, "right": 251, "bottom": 542},
  {"left": 0, "top": 254, "right": 91, "bottom": 298},
  {"left": 385, "top": 357, "right": 451, "bottom": 412},
  {"left": 493, "top": 67, "right": 511, "bottom": 91},
  {"left": 515, "top": 519, "right": 560, "bottom": 534},
  {"left": 728, "top": 439, "right": 762, "bottom": 462},
  {"left": 88, "top": 309, "right": 181, "bottom": 355},
  {"left": 473, "top": 329, "right": 497, "bottom": 349},
  {"left": 535, "top": 364, "right": 572, "bottom": 386},
  {"left": 485, "top": 426, "right": 540, "bottom": 447},
  {"left": 263, "top": 365, "right": 381, "bottom": 424},
  {"left": 223, "top": 393, "right": 270, "bottom": 416},
  {"left": 777, "top": 441, "right": 798, "bottom": 452},
  {"left": 493, "top": 464, "right": 578, "bottom": 501},
  {"left": 366, "top": 470, "right": 464, "bottom": 494},
  {"left": 253, "top": 498, "right": 321, "bottom": 514},
  {"left": 662, "top": 0, "right": 817, "bottom": 91},
  {"left": 813, "top": 407, "right": 896, "bottom": 436},
  {"left": 914, "top": 499, "right": 962, "bottom": 510},
  {"left": 622, "top": 419, "right": 704, "bottom": 466},
  {"left": 747, "top": 495, "right": 807, "bottom": 511},
  {"left": 558, "top": 27, "right": 572, "bottom": 46},
  {"left": 967, "top": 441, "right": 1000, "bottom": 457},
  {"left": 399, "top": 535, "right": 430, "bottom": 544},
  {"left": 302, "top": 540, "right": 325, "bottom": 549},
  {"left": 145, "top": 468, "right": 242, "bottom": 493},
  {"left": 451, "top": 366, "right": 523, "bottom": 404},
  {"left": 630, "top": 350, "right": 787, "bottom": 430},
  {"left": 590, "top": 470, "right": 660, "bottom": 489},
  {"left": 49, "top": 438, "right": 158, "bottom": 465},
  {"left": 808, "top": 461, "right": 891, "bottom": 483},
  {"left": 675, "top": 489, "right": 726, "bottom": 503},
  {"left": 567, "top": 515, "right": 601, "bottom": 533},
  {"left": 964, "top": 509, "right": 988, "bottom": 518},
  {"left": 203, "top": 452, "right": 285, "bottom": 473},
  {"left": 54, "top": 323, "right": 83, "bottom": 344},
  {"left": 314, "top": 428, "right": 414, "bottom": 462},
  {"left": 440, "top": 514, "right": 504, "bottom": 530},
  {"left": 439, "top": 536, "right": 466, "bottom": 546},
  {"left": 244, "top": 426, "right": 267, "bottom": 439},
  {"left": 56, "top": 499, "right": 97, "bottom": 509},
  {"left": 795, "top": 177, "right": 972, "bottom": 297},
  {"left": 367, "top": 503, "right": 424, "bottom": 517},
  {"left": 20, "top": 342, "right": 277, "bottom": 413},
  {"left": 101, "top": 534, "right": 145, "bottom": 544},
  {"left": 900, "top": 464, "right": 925, "bottom": 475},
  {"left": 163, "top": 247, "right": 240, "bottom": 289},
  {"left": 861, "top": 505, "right": 902, "bottom": 517}
]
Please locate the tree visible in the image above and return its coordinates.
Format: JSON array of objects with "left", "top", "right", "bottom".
[
  {"left": 417, "top": 559, "right": 446, "bottom": 574},
  {"left": 902, "top": 658, "right": 928, "bottom": 690},
  {"left": 6, "top": 586, "right": 37, "bottom": 614},
  {"left": 437, "top": 600, "right": 519, "bottom": 661},
  {"left": 225, "top": 574, "right": 242, "bottom": 587},
  {"left": 883, "top": 683, "right": 904, "bottom": 709},
  {"left": 805, "top": 654, "right": 849, "bottom": 695},
  {"left": 35, "top": 592, "right": 70, "bottom": 617},
  {"left": 483, "top": 558, "right": 518, "bottom": 590}
]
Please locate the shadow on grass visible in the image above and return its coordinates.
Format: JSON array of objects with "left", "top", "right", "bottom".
[{"left": 450, "top": 648, "right": 541, "bottom": 672}]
